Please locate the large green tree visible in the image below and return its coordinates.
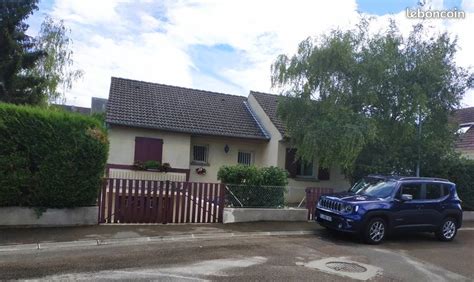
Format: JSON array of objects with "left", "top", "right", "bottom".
[
  {"left": 0, "top": 0, "right": 46, "bottom": 104},
  {"left": 30, "top": 16, "right": 83, "bottom": 104},
  {"left": 271, "top": 19, "right": 473, "bottom": 181}
]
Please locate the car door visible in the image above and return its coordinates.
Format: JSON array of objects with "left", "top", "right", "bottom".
[
  {"left": 419, "top": 182, "right": 445, "bottom": 228},
  {"left": 392, "top": 182, "right": 425, "bottom": 229}
]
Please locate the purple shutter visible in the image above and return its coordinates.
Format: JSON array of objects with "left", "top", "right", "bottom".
[
  {"left": 134, "top": 137, "right": 163, "bottom": 163},
  {"left": 285, "top": 148, "right": 298, "bottom": 178},
  {"left": 318, "top": 166, "right": 330, "bottom": 180}
]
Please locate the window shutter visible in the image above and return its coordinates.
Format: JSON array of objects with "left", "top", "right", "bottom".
[
  {"left": 318, "top": 166, "right": 330, "bottom": 180},
  {"left": 134, "top": 137, "right": 163, "bottom": 163},
  {"left": 285, "top": 148, "right": 298, "bottom": 178}
]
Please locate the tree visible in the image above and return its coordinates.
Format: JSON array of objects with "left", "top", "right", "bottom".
[
  {"left": 0, "top": 0, "right": 47, "bottom": 105},
  {"left": 271, "top": 18, "right": 473, "bottom": 181},
  {"left": 30, "top": 16, "right": 83, "bottom": 104}
]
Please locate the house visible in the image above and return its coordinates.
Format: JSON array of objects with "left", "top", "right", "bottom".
[
  {"left": 53, "top": 97, "right": 108, "bottom": 115},
  {"left": 454, "top": 106, "right": 474, "bottom": 159},
  {"left": 105, "top": 77, "right": 349, "bottom": 203}
]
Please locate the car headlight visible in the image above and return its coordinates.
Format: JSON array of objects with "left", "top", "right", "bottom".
[{"left": 343, "top": 204, "right": 353, "bottom": 214}]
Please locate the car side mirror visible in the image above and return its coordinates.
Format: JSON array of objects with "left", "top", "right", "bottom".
[{"left": 401, "top": 194, "right": 413, "bottom": 201}]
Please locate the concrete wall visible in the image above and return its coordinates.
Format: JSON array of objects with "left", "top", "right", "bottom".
[
  {"left": 189, "top": 136, "right": 267, "bottom": 182},
  {"left": 108, "top": 125, "right": 191, "bottom": 169},
  {"left": 223, "top": 208, "right": 307, "bottom": 223},
  {"left": 0, "top": 207, "right": 98, "bottom": 227}
]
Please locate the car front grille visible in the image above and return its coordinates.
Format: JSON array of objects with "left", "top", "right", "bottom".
[{"left": 319, "top": 198, "right": 343, "bottom": 212}]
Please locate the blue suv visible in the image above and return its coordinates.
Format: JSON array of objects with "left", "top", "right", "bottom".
[{"left": 315, "top": 175, "right": 463, "bottom": 244}]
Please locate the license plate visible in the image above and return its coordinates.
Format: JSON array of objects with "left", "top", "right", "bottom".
[{"left": 320, "top": 214, "right": 332, "bottom": 222}]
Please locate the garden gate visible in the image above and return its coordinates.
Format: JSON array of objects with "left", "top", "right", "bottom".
[
  {"left": 98, "top": 178, "right": 225, "bottom": 224},
  {"left": 305, "top": 187, "right": 334, "bottom": 220}
]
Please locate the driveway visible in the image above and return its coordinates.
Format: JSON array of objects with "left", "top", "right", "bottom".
[{"left": 0, "top": 223, "right": 473, "bottom": 281}]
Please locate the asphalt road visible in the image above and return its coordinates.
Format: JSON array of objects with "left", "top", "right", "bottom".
[{"left": 0, "top": 225, "right": 473, "bottom": 281}]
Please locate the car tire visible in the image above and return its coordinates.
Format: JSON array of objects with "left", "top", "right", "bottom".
[
  {"left": 363, "top": 218, "right": 386, "bottom": 244},
  {"left": 436, "top": 217, "right": 457, "bottom": 242}
]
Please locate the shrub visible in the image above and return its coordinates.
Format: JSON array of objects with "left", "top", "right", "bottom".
[
  {"left": 217, "top": 165, "right": 288, "bottom": 207},
  {"left": 0, "top": 103, "right": 108, "bottom": 208},
  {"left": 416, "top": 154, "right": 474, "bottom": 210}
]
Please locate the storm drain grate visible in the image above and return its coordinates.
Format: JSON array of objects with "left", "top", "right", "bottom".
[{"left": 325, "top": 261, "right": 367, "bottom": 273}]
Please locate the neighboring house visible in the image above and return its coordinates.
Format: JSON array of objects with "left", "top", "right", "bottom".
[
  {"left": 53, "top": 97, "right": 108, "bottom": 115},
  {"left": 54, "top": 104, "right": 91, "bottom": 115},
  {"left": 454, "top": 106, "right": 474, "bottom": 159},
  {"left": 106, "top": 77, "right": 349, "bottom": 203},
  {"left": 91, "top": 97, "right": 108, "bottom": 114}
]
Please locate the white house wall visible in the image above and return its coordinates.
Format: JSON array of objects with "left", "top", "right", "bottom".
[
  {"left": 247, "top": 94, "right": 282, "bottom": 167},
  {"left": 188, "top": 136, "right": 267, "bottom": 183},
  {"left": 107, "top": 125, "right": 191, "bottom": 169}
]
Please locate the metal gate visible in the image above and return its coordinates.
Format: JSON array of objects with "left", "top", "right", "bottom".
[{"left": 98, "top": 178, "right": 225, "bottom": 224}]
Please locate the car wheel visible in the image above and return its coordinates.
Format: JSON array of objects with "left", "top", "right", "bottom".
[
  {"left": 363, "top": 218, "right": 386, "bottom": 244},
  {"left": 436, "top": 217, "right": 457, "bottom": 242}
]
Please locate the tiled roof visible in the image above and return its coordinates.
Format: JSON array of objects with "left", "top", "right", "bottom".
[
  {"left": 454, "top": 107, "right": 474, "bottom": 151},
  {"left": 250, "top": 91, "right": 286, "bottom": 135},
  {"left": 106, "top": 77, "right": 268, "bottom": 140},
  {"left": 454, "top": 106, "right": 474, "bottom": 124}
]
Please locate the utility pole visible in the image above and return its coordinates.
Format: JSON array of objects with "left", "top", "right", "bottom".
[{"left": 416, "top": 108, "right": 422, "bottom": 177}]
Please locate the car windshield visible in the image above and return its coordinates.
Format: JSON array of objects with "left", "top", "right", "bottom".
[{"left": 349, "top": 178, "right": 397, "bottom": 198}]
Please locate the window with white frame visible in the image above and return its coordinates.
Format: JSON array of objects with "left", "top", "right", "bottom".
[
  {"left": 296, "top": 160, "right": 314, "bottom": 177},
  {"left": 192, "top": 145, "right": 208, "bottom": 164},
  {"left": 238, "top": 151, "right": 253, "bottom": 165}
]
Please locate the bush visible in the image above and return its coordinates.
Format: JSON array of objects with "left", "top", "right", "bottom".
[
  {"left": 217, "top": 165, "right": 288, "bottom": 207},
  {"left": 0, "top": 103, "right": 108, "bottom": 208}
]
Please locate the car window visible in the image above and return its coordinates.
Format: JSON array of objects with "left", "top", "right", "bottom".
[
  {"left": 425, "top": 183, "right": 442, "bottom": 200},
  {"left": 400, "top": 183, "right": 422, "bottom": 200},
  {"left": 442, "top": 184, "right": 451, "bottom": 197}
]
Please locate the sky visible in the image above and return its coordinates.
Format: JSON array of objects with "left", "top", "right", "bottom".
[{"left": 27, "top": 0, "right": 474, "bottom": 108}]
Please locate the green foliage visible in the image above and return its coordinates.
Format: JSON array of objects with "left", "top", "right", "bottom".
[
  {"left": 30, "top": 16, "right": 83, "bottom": 103},
  {"left": 218, "top": 165, "right": 288, "bottom": 207},
  {"left": 0, "top": 0, "right": 47, "bottom": 105},
  {"left": 0, "top": 103, "right": 108, "bottom": 208},
  {"left": 144, "top": 160, "right": 161, "bottom": 170},
  {"left": 272, "top": 17, "right": 473, "bottom": 179},
  {"left": 422, "top": 155, "right": 474, "bottom": 210}
]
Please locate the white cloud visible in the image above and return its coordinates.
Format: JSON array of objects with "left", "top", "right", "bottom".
[{"left": 46, "top": 0, "right": 473, "bottom": 107}]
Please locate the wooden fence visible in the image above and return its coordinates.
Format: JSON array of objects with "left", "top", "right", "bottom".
[
  {"left": 305, "top": 187, "right": 334, "bottom": 220},
  {"left": 98, "top": 179, "right": 225, "bottom": 224}
]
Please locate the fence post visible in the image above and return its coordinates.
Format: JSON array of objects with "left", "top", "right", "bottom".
[{"left": 218, "top": 183, "right": 225, "bottom": 223}]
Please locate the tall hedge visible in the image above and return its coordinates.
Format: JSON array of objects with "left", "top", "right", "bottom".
[
  {"left": 217, "top": 165, "right": 288, "bottom": 207},
  {"left": 422, "top": 155, "right": 474, "bottom": 211},
  {"left": 0, "top": 103, "right": 108, "bottom": 208}
]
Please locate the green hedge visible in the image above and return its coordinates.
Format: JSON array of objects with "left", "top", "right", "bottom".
[
  {"left": 217, "top": 165, "right": 288, "bottom": 207},
  {"left": 422, "top": 156, "right": 474, "bottom": 211},
  {"left": 0, "top": 103, "right": 108, "bottom": 208}
]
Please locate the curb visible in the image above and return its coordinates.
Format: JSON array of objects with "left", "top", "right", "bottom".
[{"left": 0, "top": 230, "right": 317, "bottom": 253}]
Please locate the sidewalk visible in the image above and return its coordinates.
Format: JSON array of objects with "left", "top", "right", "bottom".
[{"left": 0, "top": 222, "right": 319, "bottom": 246}]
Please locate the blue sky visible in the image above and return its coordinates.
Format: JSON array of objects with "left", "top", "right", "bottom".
[{"left": 28, "top": 0, "right": 474, "bottom": 107}]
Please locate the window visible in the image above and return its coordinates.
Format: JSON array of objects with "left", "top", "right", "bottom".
[
  {"left": 443, "top": 184, "right": 452, "bottom": 197},
  {"left": 355, "top": 180, "right": 397, "bottom": 198},
  {"left": 192, "top": 145, "right": 208, "bottom": 164},
  {"left": 134, "top": 137, "right": 163, "bottom": 163},
  {"left": 318, "top": 166, "right": 330, "bottom": 180},
  {"left": 400, "top": 183, "right": 422, "bottom": 200},
  {"left": 297, "top": 161, "right": 314, "bottom": 177},
  {"left": 238, "top": 151, "right": 253, "bottom": 165},
  {"left": 425, "top": 183, "right": 442, "bottom": 200}
]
